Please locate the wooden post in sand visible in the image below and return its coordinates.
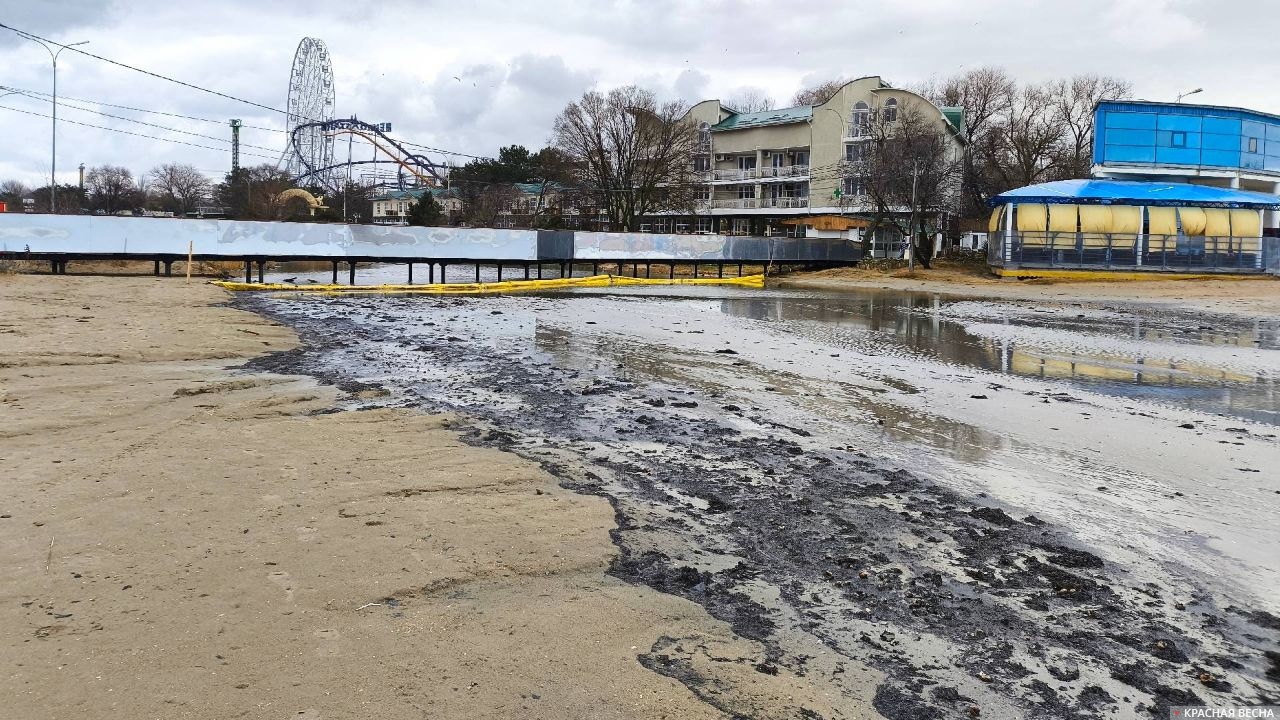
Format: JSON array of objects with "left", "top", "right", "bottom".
[{"left": 186, "top": 241, "right": 193, "bottom": 283}]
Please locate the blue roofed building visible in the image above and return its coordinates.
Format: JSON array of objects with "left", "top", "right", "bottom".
[{"left": 984, "top": 99, "right": 1280, "bottom": 275}]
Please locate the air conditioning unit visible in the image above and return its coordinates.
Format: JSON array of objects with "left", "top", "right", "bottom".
[{"left": 715, "top": 154, "right": 730, "bottom": 161}]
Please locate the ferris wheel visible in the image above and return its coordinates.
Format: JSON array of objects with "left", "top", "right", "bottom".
[{"left": 283, "top": 38, "right": 335, "bottom": 185}]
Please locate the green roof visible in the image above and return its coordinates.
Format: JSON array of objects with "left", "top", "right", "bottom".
[
  {"left": 712, "top": 105, "right": 812, "bottom": 131},
  {"left": 941, "top": 106, "right": 965, "bottom": 136}
]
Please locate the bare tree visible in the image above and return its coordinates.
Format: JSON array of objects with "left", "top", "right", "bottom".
[
  {"left": 1048, "top": 74, "right": 1133, "bottom": 179},
  {"left": 920, "top": 67, "right": 1016, "bottom": 143},
  {"left": 993, "top": 83, "right": 1064, "bottom": 188},
  {"left": 552, "top": 85, "right": 700, "bottom": 231},
  {"left": 790, "top": 78, "right": 846, "bottom": 106},
  {"left": 85, "top": 165, "right": 141, "bottom": 215},
  {"left": 856, "top": 101, "right": 963, "bottom": 268},
  {"left": 1, "top": 179, "right": 30, "bottom": 203},
  {"left": 149, "top": 163, "right": 212, "bottom": 215},
  {"left": 726, "top": 87, "right": 775, "bottom": 113}
]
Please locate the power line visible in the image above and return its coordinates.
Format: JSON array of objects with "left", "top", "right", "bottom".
[
  {"left": 2, "top": 89, "right": 281, "bottom": 152},
  {"left": 0, "top": 104, "right": 279, "bottom": 162},
  {"left": 0, "top": 22, "right": 491, "bottom": 163},
  {"left": 0, "top": 22, "right": 289, "bottom": 118},
  {"left": 0, "top": 84, "right": 285, "bottom": 133}
]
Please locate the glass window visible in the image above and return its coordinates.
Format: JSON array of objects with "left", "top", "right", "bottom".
[
  {"left": 851, "top": 102, "right": 870, "bottom": 135},
  {"left": 737, "top": 185, "right": 755, "bottom": 200},
  {"left": 793, "top": 151, "right": 809, "bottom": 167},
  {"left": 843, "top": 177, "right": 865, "bottom": 198},
  {"left": 1171, "top": 131, "right": 1186, "bottom": 148},
  {"left": 844, "top": 142, "right": 867, "bottom": 162},
  {"left": 693, "top": 156, "right": 710, "bottom": 172},
  {"left": 1248, "top": 137, "right": 1259, "bottom": 153},
  {"left": 883, "top": 98, "right": 898, "bottom": 122}
]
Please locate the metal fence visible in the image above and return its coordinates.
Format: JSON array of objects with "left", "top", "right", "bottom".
[{"left": 988, "top": 232, "right": 1279, "bottom": 273}]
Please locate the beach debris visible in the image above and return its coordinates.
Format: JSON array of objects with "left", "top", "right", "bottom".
[{"left": 356, "top": 602, "right": 382, "bottom": 611}]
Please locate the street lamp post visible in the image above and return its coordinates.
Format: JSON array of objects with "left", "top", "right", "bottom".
[
  {"left": 1175, "top": 87, "right": 1203, "bottom": 103},
  {"left": 19, "top": 35, "right": 89, "bottom": 213}
]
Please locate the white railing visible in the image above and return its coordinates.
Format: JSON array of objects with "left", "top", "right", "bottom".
[
  {"left": 761, "top": 196, "right": 809, "bottom": 208},
  {"left": 711, "top": 198, "right": 759, "bottom": 209},
  {"left": 711, "top": 165, "right": 811, "bottom": 181}
]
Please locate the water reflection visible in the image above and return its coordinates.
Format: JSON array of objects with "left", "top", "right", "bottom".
[{"left": 720, "top": 291, "right": 1280, "bottom": 424}]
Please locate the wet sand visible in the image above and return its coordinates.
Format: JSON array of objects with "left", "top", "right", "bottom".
[
  {"left": 783, "top": 267, "right": 1280, "bottom": 319},
  {"left": 0, "top": 275, "right": 867, "bottom": 719},
  {"left": 235, "top": 276, "right": 1280, "bottom": 718}
]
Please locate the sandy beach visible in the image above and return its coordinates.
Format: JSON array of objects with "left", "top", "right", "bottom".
[
  {"left": 0, "top": 275, "right": 863, "bottom": 720},
  {"left": 782, "top": 265, "right": 1280, "bottom": 318}
]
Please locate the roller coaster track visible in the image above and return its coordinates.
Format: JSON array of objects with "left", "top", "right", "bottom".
[{"left": 289, "top": 118, "right": 446, "bottom": 192}]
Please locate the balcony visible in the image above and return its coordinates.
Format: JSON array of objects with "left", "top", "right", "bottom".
[
  {"left": 709, "top": 196, "right": 810, "bottom": 210},
  {"left": 711, "top": 198, "right": 759, "bottom": 209},
  {"left": 710, "top": 165, "right": 810, "bottom": 182},
  {"left": 762, "top": 196, "right": 809, "bottom": 208}
]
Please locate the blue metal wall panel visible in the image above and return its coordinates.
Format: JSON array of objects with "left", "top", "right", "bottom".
[
  {"left": 1094, "top": 101, "right": 1280, "bottom": 177},
  {"left": 1106, "top": 128, "right": 1156, "bottom": 146},
  {"left": 1202, "top": 117, "right": 1241, "bottom": 135},
  {"left": 1104, "top": 111, "right": 1158, "bottom": 130},
  {"left": 1157, "top": 114, "right": 1202, "bottom": 131},
  {"left": 1156, "top": 147, "right": 1202, "bottom": 165},
  {"left": 1105, "top": 144, "right": 1157, "bottom": 163},
  {"left": 1201, "top": 150, "right": 1238, "bottom": 166}
]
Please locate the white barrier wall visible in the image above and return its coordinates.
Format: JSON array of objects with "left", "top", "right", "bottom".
[{"left": 0, "top": 215, "right": 541, "bottom": 260}]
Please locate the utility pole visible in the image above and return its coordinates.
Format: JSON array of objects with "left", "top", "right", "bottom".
[
  {"left": 229, "top": 119, "right": 242, "bottom": 173},
  {"left": 908, "top": 159, "right": 920, "bottom": 272}
]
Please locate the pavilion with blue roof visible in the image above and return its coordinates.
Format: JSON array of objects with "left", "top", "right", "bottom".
[{"left": 987, "top": 180, "right": 1279, "bottom": 273}]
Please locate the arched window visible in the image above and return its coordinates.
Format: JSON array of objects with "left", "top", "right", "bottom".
[
  {"left": 851, "top": 101, "right": 869, "bottom": 135},
  {"left": 883, "top": 98, "right": 898, "bottom": 122},
  {"left": 698, "top": 121, "right": 711, "bottom": 146}
]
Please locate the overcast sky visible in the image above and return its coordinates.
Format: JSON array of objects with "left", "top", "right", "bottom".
[{"left": 1, "top": 0, "right": 1276, "bottom": 188}]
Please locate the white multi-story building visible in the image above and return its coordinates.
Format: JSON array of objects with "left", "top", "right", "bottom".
[{"left": 653, "top": 76, "right": 966, "bottom": 256}]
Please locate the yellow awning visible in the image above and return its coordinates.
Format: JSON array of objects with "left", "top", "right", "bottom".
[
  {"left": 1016, "top": 203, "right": 1047, "bottom": 233},
  {"left": 988, "top": 207, "right": 1004, "bottom": 233},
  {"left": 1110, "top": 206, "right": 1142, "bottom": 234},
  {"left": 1148, "top": 207, "right": 1177, "bottom": 235},
  {"left": 1178, "top": 207, "right": 1207, "bottom": 236},
  {"left": 1048, "top": 205, "right": 1078, "bottom": 233},
  {"left": 1078, "top": 205, "right": 1112, "bottom": 233},
  {"left": 1203, "top": 209, "right": 1231, "bottom": 236},
  {"left": 1230, "top": 209, "right": 1261, "bottom": 237}
]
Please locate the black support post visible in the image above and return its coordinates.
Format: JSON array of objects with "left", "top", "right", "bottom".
[
  {"left": 738, "top": 262, "right": 744, "bottom": 276},
  {"left": 592, "top": 261, "right": 598, "bottom": 276},
  {"left": 497, "top": 264, "right": 503, "bottom": 282},
  {"left": 537, "top": 263, "right": 543, "bottom": 279},
  {"left": 645, "top": 263, "right": 651, "bottom": 278},
  {"left": 669, "top": 262, "right": 675, "bottom": 279},
  {"left": 692, "top": 262, "right": 698, "bottom": 278},
  {"left": 717, "top": 263, "right": 723, "bottom": 278},
  {"left": 257, "top": 260, "right": 265, "bottom": 284},
  {"left": 475, "top": 264, "right": 481, "bottom": 283},
  {"left": 154, "top": 259, "right": 161, "bottom": 276},
  {"left": 348, "top": 261, "right": 356, "bottom": 285},
  {"left": 245, "top": 260, "right": 253, "bottom": 283},
  {"left": 428, "top": 263, "right": 435, "bottom": 284},
  {"left": 331, "top": 261, "right": 338, "bottom": 284},
  {"left": 408, "top": 262, "right": 414, "bottom": 284},
  {"left": 441, "top": 264, "right": 447, "bottom": 283},
  {"left": 164, "top": 260, "right": 173, "bottom": 277},
  {"left": 523, "top": 263, "right": 530, "bottom": 280}
]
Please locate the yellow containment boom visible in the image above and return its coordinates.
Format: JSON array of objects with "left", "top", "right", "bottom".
[{"left": 214, "top": 273, "right": 766, "bottom": 296}]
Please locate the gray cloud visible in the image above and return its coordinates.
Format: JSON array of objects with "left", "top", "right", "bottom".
[{"left": 1, "top": 0, "right": 1277, "bottom": 186}]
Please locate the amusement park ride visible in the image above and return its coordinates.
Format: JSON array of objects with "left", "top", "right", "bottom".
[{"left": 277, "top": 37, "right": 448, "bottom": 199}]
